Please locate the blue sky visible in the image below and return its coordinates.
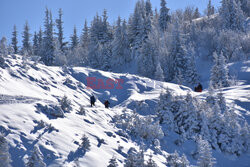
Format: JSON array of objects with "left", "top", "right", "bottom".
[{"left": 0, "top": 0, "right": 221, "bottom": 44}]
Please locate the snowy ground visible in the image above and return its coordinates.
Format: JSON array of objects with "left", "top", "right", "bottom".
[{"left": 0, "top": 55, "right": 249, "bottom": 166}]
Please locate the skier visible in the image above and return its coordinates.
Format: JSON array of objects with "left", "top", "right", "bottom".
[
  {"left": 104, "top": 100, "right": 110, "bottom": 108},
  {"left": 195, "top": 83, "right": 203, "bottom": 92},
  {"left": 90, "top": 95, "right": 96, "bottom": 107}
]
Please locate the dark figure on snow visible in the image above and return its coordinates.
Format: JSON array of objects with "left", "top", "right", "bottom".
[
  {"left": 195, "top": 83, "right": 203, "bottom": 92},
  {"left": 90, "top": 95, "right": 96, "bottom": 107},
  {"left": 104, "top": 100, "right": 110, "bottom": 108}
]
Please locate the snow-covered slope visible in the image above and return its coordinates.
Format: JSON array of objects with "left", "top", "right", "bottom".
[{"left": 0, "top": 55, "right": 249, "bottom": 167}]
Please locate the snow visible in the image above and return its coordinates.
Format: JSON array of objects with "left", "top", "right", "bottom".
[{"left": 0, "top": 54, "right": 250, "bottom": 166}]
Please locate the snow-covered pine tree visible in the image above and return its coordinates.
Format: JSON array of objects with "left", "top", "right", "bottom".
[
  {"left": 217, "top": 90, "right": 227, "bottom": 113},
  {"left": 144, "top": 0, "right": 153, "bottom": 39},
  {"left": 60, "top": 95, "right": 72, "bottom": 112},
  {"left": 159, "top": 0, "right": 170, "bottom": 32},
  {"left": 0, "top": 37, "right": 7, "bottom": 69},
  {"left": 218, "top": 108, "right": 245, "bottom": 155},
  {"left": 210, "top": 51, "right": 230, "bottom": 89},
  {"left": 100, "top": 10, "right": 113, "bottom": 70},
  {"left": 78, "top": 20, "right": 89, "bottom": 66},
  {"left": 138, "top": 38, "right": 155, "bottom": 78},
  {"left": 193, "top": 8, "right": 201, "bottom": 19},
  {"left": 54, "top": 38, "right": 67, "bottom": 66},
  {"left": 80, "top": 20, "right": 89, "bottom": 49},
  {"left": 167, "top": 151, "right": 190, "bottom": 167},
  {"left": 183, "top": 6, "right": 194, "bottom": 23},
  {"left": 185, "top": 46, "right": 198, "bottom": 86},
  {"left": 175, "top": 92, "right": 199, "bottom": 140},
  {"left": 0, "top": 133, "right": 12, "bottom": 167},
  {"left": 26, "top": 146, "right": 46, "bottom": 167},
  {"left": 197, "top": 137, "right": 216, "bottom": 167},
  {"left": 135, "top": 149, "right": 145, "bottom": 167},
  {"left": 236, "top": 0, "right": 250, "bottom": 17},
  {"left": 70, "top": 26, "right": 79, "bottom": 50},
  {"left": 198, "top": 109, "right": 210, "bottom": 142},
  {"left": 168, "top": 21, "right": 187, "bottom": 83},
  {"left": 55, "top": 8, "right": 65, "bottom": 51},
  {"left": 80, "top": 134, "right": 91, "bottom": 152},
  {"left": 145, "top": 0, "right": 153, "bottom": 17},
  {"left": 33, "top": 32, "right": 39, "bottom": 56},
  {"left": 219, "top": 0, "right": 245, "bottom": 31},
  {"left": 22, "top": 21, "right": 31, "bottom": 55},
  {"left": 207, "top": 0, "right": 215, "bottom": 17},
  {"left": 112, "top": 17, "right": 130, "bottom": 68},
  {"left": 146, "top": 154, "right": 158, "bottom": 167},
  {"left": 37, "top": 28, "right": 43, "bottom": 58},
  {"left": 128, "top": 0, "right": 146, "bottom": 52},
  {"left": 11, "top": 25, "right": 18, "bottom": 54},
  {"left": 154, "top": 62, "right": 164, "bottom": 81},
  {"left": 206, "top": 102, "right": 221, "bottom": 150},
  {"left": 107, "top": 156, "right": 118, "bottom": 167},
  {"left": 88, "top": 14, "right": 102, "bottom": 68},
  {"left": 41, "top": 8, "right": 55, "bottom": 66},
  {"left": 0, "top": 37, "right": 8, "bottom": 57},
  {"left": 124, "top": 149, "right": 137, "bottom": 167}
]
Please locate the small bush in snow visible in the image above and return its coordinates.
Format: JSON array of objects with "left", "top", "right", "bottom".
[
  {"left": 0, "top": 133, "right": 12, "bottom": 167},
  {"left": 26, "top": 146, "right": 46, "bottom": 167},
  {"left": 60, "top": 96, "right": 72, "bottom": 112},
  {"left": 147, "top": 154, "right": 158, "bottom": 167},
  {"left": 113, "top": 112, "right": 164, "bottom": 142},
  {"left": 107, "top": 156, "right": 118, "bottom": 167},
  {"left": 0, "top": 56, "right": 5, "bottom": 68},
  {"left": 77, "top": 105, "right": 86, "bottom": 115},
  {"left": 80, "top": 135, "right": 90, "bottom": 152},
  {"left": 36, "top": 103, "right": 64, "bottom": 118},
  {"left": 166, "top": 151, "right": 190, "bottom": 167}
]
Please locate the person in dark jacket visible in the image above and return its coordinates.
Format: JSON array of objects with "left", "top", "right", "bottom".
[
  {"left": 195, "top": 83, "right": 203, "bottom": 92},
  {"left": 90, "top": 95, "right": 96, "bottom": 107},
  {"left": 104, "top": 100, "right": 110, "bottom": 108}
]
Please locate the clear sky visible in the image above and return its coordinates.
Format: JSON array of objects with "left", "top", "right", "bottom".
[{"left": 0, "top": 0, "right": 221, "bottom": 44}]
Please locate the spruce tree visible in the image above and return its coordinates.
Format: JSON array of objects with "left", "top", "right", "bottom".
[
  {"left": 220, "top": 0, "right": 245, "bottom": 31},
  {"left": 11, "top": 25, "right": 18, "bottom": 54},
  {"left": 0, "top": 37, "right": 8, "bottom": 57},
  {"left": 22, "top": 21, "right": 31, "bottom": 55},
  {"left": 169, "top": 22, "right": 187, "bottom": 83},
  {"left": 138, "top": 38, "right": 155, "bottom": 78},
  {"left": 197, "top": 137, "right": 216, "bottom": 167},
  {"left": 193, "top": 8, "right": 201, "bottom": 19},
  {"left": 70, "top": 26, "right": 79, "bottom": 49},
  {"left": 154, "top": 62, "right": 164, "bottom": 81},
  {"left": 159, "top": 0, "right": 170, "bottom": 32},
  {"left": 185, "top": 46, "right": 198, "bottom": 85},
  {"left": 80, "top": 135, "right": 91, "bottom": 152},
  {"left": 210, "top": 52, "right": 230, "bottom": 88},
  {"left": 33, "top": 32, "right": 39, "bottom": 56},
  {"left": 42, "top": 8, "right": 54, "bottom": 66},
  {"left": 0, "top": 133, "right": 12, "bottom": 167},
  {"left": 146, "top": 154, "right": 158, "bottom": 167},
  {"left": 80, "top": 20, "right": 89, "bottom": 48},
  {"left": 37, "top": 28, "right": 43, "bottom": 57},
  {"left": 207, "top": 0, "right": 214, "bottom": 17},
  {"left": 56, "top": 8, "right": 65, "bottom": 51},
  {"left": 107, "top": 156, "right": 118, "bottom": 167},
  {"left": 128, "top": 1, "right": 146, "bottom": 51}
]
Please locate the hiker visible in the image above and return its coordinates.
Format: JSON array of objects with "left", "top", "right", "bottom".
[
  {"left": 195, "top": 83, "right": 203, "bottom": 92},
  {"left": 104, "top": 100, "right": 110, "bottom": 108},
  {"left": 90, "top": 95, "right": 96, "bottom": 107}
]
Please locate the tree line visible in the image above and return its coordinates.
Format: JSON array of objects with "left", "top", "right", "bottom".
[{"left": 1, "top": 0, "right": 249, "bottom": 87}]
